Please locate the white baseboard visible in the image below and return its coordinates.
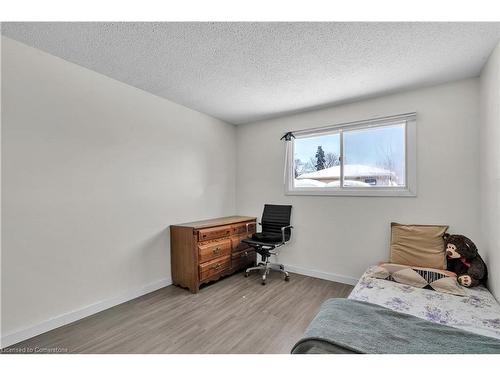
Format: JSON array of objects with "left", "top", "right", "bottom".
[
  {"left": 283, "top": 264, "right": 359, "bottom": 286},
  {"left": 1, "top": 277, "right": 172, "bottom": 349}
]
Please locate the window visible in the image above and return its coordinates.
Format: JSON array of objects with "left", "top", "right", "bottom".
[{"left": 285, "top": 113, "right": 416, "bottom": 196}]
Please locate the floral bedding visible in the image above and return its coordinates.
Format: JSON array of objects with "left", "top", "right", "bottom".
[{"left": 349, "top": 265, "right": 500, "bottom": 339}]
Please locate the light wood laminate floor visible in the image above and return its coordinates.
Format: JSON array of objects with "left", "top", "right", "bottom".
[{"left": 8, "top": 272, "right": 353, "bottom": 354}]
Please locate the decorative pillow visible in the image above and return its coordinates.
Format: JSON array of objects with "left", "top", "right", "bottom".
[
  {"left": 373, "top": 263, "right": 465, "bottom": 296},
  {"left": 390, "top": 222, "right": 449, "bottom": 269},
  {"left": 370, "top": 266, "right": 390, "bottom": 279},
  {"left": 391, "top": 267, "right": 429, "bottom": 288}
]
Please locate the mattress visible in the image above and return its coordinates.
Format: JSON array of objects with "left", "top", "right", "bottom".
[{"left": 349, "top": 265, "right": 500, "bottom": 339}]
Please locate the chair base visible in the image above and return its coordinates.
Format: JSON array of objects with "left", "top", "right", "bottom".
[{"left": 244, "top": 260, "right": 290, "bottom": 285}]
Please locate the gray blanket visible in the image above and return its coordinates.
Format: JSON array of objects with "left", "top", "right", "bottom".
[{"left": 291, "top": 298, "right": 500, "bottom": 354}]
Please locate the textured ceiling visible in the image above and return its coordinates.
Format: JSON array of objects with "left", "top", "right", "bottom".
[{"left": 2, "top": 22, "right": 500, "bottom": 124}]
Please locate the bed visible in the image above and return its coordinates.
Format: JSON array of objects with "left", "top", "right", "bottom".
[{"left": 291, "top": 265, "right": 500, "bottom": 354}]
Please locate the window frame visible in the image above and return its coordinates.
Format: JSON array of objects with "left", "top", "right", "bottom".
[{"left": 285, "top": 113, "right": 417, "bottom": 197}]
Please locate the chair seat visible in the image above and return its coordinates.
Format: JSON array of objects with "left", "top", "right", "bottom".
[
  {"left": 241, "top": 233, "right": 282, "bottom": 251},
  {"left": 251, "top": 232, "right": 283, "bottom": 244}
]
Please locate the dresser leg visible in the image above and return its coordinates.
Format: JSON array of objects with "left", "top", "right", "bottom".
[{"left": 190, "top": 284, "right": 199, "bottom": 293}]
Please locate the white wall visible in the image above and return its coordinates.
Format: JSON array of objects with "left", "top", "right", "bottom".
[
  {"left": 236, "top": 79, "right": 481, "bottom": 284},
  {"left": 1, "top": 37, "right": 236, "bottom": 345},
  {"left": 479, "top": 42, "right": 500, "bottom": 301}
]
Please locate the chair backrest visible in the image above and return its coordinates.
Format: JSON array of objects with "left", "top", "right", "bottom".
[{"left": 261, "top": 204, "right": 292, "bottom": 241}]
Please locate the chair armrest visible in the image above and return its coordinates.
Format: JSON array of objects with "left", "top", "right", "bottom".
[{"left": 281, "top": 225, "right": 293, "bottom": 244}]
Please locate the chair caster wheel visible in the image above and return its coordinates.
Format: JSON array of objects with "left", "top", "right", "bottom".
[
  {"left": 284, "top": 276, "right": 290, "bottom": 282},
  {"left": 261, "top": 280, "right": 266, "bottom": 285},
  {"left": 244, "top": 272, "right": 249, "bottom": 278}
]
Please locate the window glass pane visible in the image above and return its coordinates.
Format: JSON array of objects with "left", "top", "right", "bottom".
[
  {"left": 343, "top": 123, "right": 405, "bottom": 187},
  {"left": 293, "top": 133, "right": 340, "bottom": 188}
]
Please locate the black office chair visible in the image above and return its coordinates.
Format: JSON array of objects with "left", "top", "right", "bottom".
[{"left": 243, "top": 204, "right": 293, "bottom": 285}]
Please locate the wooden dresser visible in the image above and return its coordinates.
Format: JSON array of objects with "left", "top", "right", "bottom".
[{"left": 170, "top": 216, "right": 257, "bottom": 293}]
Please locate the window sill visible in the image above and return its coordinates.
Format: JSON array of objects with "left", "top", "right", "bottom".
[{"left": 285, "top": 188, "right": 416, "bottom": 197}]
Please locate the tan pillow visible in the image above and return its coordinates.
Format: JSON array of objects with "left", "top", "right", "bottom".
[
  {"left": 371, "top": 265, "right": 390, "bottom": 279},
  {"left": 430, "top": 277, "right": 465, "bottom": 296},
  {"left": 392, "top": 268, "right": 428, "bottom": 288},
  {"left": 390, "top": 222, "right": 449, "bottom": 269}
]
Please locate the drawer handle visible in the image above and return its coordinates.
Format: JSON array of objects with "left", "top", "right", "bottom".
[
  {"left": 213, "top": 247, "right": 221, "bottom": 254},
  {"left": 211, "top": 263, "right": 221, "bottom": 270}
]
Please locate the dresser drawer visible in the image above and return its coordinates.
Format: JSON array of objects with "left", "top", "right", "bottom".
[
  {"left": 198, "top": 225, "right": 232, "bottom": 241},
  {"left": 198, "top": 239, "right": 231, "bottom": 263},
  {"left": 231, "top": 233, "right": 252, "bottom": 253},
  {"left": 199, "top": 256, "right": 231, "bottom": 281},
  {"left": 232, "top": 221, "right": 256, "bottom": 235},
  {"left": 231, "top": 249, "right": 256, "bottom": 270}
]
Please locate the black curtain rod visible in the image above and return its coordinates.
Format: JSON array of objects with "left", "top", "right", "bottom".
[{"left": 280, "top": 131, "right": 295, "bottom": 141}]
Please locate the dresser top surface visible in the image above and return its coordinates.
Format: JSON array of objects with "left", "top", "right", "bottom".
[{"left": 172, "top": 215, "right": 257, "bottom": 229}]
